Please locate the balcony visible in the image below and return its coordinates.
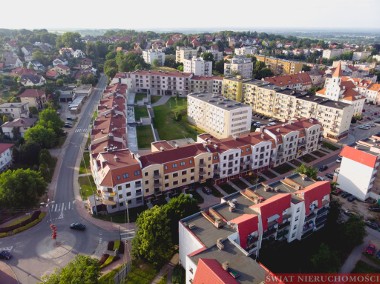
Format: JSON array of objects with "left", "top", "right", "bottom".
[
  {"left": 303, "top": 220, "right": 314, "bottom": 233},
  {"left": 315, "top": 215, "right": 327, "bottom": 226},
  {"left": 278, "top": 221, "right": 290, "bottom": 230},
  {"left": 277, "top": 229, "right": 289, "bottom": 239},
  {"left": 317, "top": 206, "right": 329, "bottom": 216},
  {"left": 305, "top": 212, "right": 316, "bottom": 221},
  {"left": 263, "top": 227, "right": 277, "bottom": 238},
  {"left": 153, "top": 172, "right": 161, "bottom": 179},
  {"left": 199, "top": 162, "right": 206, "bottom": 167}
]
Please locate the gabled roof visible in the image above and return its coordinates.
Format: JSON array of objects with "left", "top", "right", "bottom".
[
  {"left": 332, "top": 62, "right": 342, "bottom": 77},
  {"left": 193, "top": 259, "right": 239, "bottom": 284},
  {"left": 264, "top": 72, "right": 312, "bottom": 87},
  {"left": 1, "top": 118, "right": 37, "bottom": 128},
  {"left": 0, "top": 143, "right": 13, "bottom": 154},
  {"left": 340, "top": 145, "right": 378, "bottom": 168},
  {"left": 19, "top": 89, "right": 45, "bottom": 98}
]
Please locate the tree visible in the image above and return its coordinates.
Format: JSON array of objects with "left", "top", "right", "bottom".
[
  {"left": 163, "top": 193, "right": 200, "bottom": 244},
  {"left": 41, "top": 255, "right": 100, "bottom": 284},
  {"left": 38, "top": 108, "right": 65, "bottom": 136},
  {"left": 201, "top": 52, "right": 214, "bottom": 62},
  {"left": 56, "top": 32, "right": 84, "bottom": 50},
  {"left": 302, "top": 64, "right": 311, "bottom": 72},
  {"left": 132, "top": 205, "right": 173, "bottom": 267},
  {"left": 24, "top": 125, "right": 56, "bottom": 148},
  {"left": 310, "top": 243, "right": 340, "bottom": 272},
  {"left": 16, "top": 142, "right": 41, "bottom": 166},
  {"left": 0, "top": 168, "right": 47, "bottom": 210},
  {"left": 214, "top": 60, "right": 225, "bottom": 75},
  {"left": 295, "top": 164, "right": 317, "bottom": 180},
  {"left": 177, "top": 64, "right": 184, "bottom": 72},
  {"left": 340, "top": 215, "right": 366, "bottom": 249}
]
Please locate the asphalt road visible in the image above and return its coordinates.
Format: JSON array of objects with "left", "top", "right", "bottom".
[{"left": 0, "top": 74, "right": 120, "bottom": 284}]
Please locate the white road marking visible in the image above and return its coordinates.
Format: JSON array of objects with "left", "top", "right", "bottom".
[
  {"left": 0, "top": 246, "right": 13, "bottom": 251},
  {"left": 68, "top": 202, "right": 71, "bottom": 210},
  {"left": 61, "top": 203, "right": 65, "bottom": 211}
]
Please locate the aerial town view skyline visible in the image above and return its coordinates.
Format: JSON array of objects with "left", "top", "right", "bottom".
[{"left": 0, "top": 1, "right": 380, "bottom": 284}]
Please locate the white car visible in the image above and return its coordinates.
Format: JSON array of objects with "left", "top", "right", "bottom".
[{"left": 336, "top": 157, "right": 342, "bottom": 163}]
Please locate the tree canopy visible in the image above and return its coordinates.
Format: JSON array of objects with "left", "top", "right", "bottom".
[
  {"left": 0, "top": 168, "right": 47, "bottom": 210},
  {"left": 56, "top": 32, "right": 85, "bottom": 50},
  {"left": 295, "top": 164, "right": 318, "bottom": 180},
  {"left": 24, "top": 125, "right": 56, "bottom": 148},
  {"left": 41, "top": 255, "right": 100, "bottom": 284}
]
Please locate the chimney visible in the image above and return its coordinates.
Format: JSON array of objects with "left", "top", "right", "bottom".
[
  {"left": 114, "top": 155, "right": 119, "bottom": 162},
  {"left": 222, "top": 261, "right": 229, "bottom": 271}
]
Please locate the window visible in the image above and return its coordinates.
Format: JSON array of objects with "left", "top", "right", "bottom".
[
  {"left": 127, "top": 192, "right": 131, "bottom": 197},
  {"left": 293, "top": 225, "right": 297, "bottom": 230},
  {"left": 125, "top": 184, "right": 130, "bottom": 188},
  {"left": 134, "top": 170, "right": 141, "bottom": 176},
  {"left": 295, "top": 217, "right": 299, "bottom": 221},
  {"left": 164, "top": 165, "right": 168, "bottom": 170},
  {"left": 182, "top": 178, "right": 186, "bottom": 183},
  {"left": 173, "top": 181, "right": 178, "bottom": 185},
  {"left": 189, "top": 160, "right": 193, "bottom": 164},
  {"left": 165, "top": 183, "right": 169, "bottom": 187},
  {"left": 165, "top": 175, "right": 169, "bottom": 180},
  {"left": 144, "top": 172, "right": 148, "bottom": 177},
  {"left": 118, "top": 194, "right": 122, "bottom": 198},
  {"left": 145, "top": 180, "right": 149, "bottom": 185},
  {"left": 173, "top": 173, "right": 178, "bottom": 178},
  {"left": 180, "top": 161, "right": 185, "bottom": 166},
  {"left": 123, "top": 173, "right": 129, "bottom": 179},
  {"left": 119, "top": 202, "right": 123, "bottom": 207},
  {"left": 191, "top": 169, "right": 194, "bottom": 173},
  {"left": 296, "top": 208, "right": 300, "bottom": 213},
  {"left": 118, "top": 186, "right": 122, "bottom": 191},
  {"left": 173, "top": 163, "right": 178, "bottom": 168},
  {"left": 145, "top": 188, "right": 149, "bottom": 193},
  {"left": 116, "top": 176, "right": 121, "bottom": 180},
  {"left": 291, "top": 233, "right": 296, "bottom": 238},
  {"left": 112, "top": 205, "right": 117, "bottom": 209}
]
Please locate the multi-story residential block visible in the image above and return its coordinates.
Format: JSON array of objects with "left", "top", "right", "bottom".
[
  {"left": 0, "top": 143, "right": 13, "bottom": 172},
  {"left": 352, "top": 51, "right": 371, "bottom": 61},
  {"left": 365, "top": 83, "right": 380, "bottom": 104},
  {"left": 224, "top": 56, "right": 253, "bottom": 79},
  {"left": 316, "top": 63, "right": 365, "bottom": 116},
  {"left": 322, "top": 48, "right": 352, "bottom": 60},
  {"left": 142, "top": 49, "right": 166, "bottom": 66},
  {"left": 124, "top": 70, "right": 223, "bottom": 96},
  {"left": 202, "top": 50, "right": 223, "bottom": 62},
  {"left": 222, "top": 77, "right": 353, "bottom": 141},
  {"left": 337, "top": 138, "right": 380, "bottom": 201},
  {"left": 18, "top": 89, "right": 47, "bottom": 110},
  {"left": 0, "top": 102, "right": 29, "bottom": 119},
  {"left": 1, "top": 118, "right": 37, "bottom": 139},
  {"left": 183, "top": 57, "right": 212, "bottom": 76},
  {"left": 179, "top": 175, "right": 330, "bottom": 284},
  {"left": 255, "top": 55, "right": 303, "bottom": 75},
  {"left": 263, "top": 72, "right": 312, "bottom": 91},
  {"left": 234, "top": 46, "right": 256, "bottom": 56},
  {"left": 176, "top": 47, "right": 198, "bottom": 63},
  {"left": 187, "top": 93, "right": 252, "bottom": 139}
]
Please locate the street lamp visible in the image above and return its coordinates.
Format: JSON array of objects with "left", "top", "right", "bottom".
[{"left": 46, "top": 198, "right": 55, "bottom": 224}]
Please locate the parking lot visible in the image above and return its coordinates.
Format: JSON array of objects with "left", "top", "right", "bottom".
[{"left": 251, "top": 112, "right": 279, "bottom": 128}]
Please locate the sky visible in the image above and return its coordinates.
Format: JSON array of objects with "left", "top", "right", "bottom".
[{"left": 1, "top": 0, "right": 379, "bottom": 31}]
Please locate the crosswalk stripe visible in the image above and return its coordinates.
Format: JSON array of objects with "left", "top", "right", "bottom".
[
  {"left": 62, "top": 203, "right": 65, "bottom": 211},
  {"left": 68, "top": 202, "right": 71, "bottom": 210}
]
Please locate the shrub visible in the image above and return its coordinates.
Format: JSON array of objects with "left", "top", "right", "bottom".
[
  {"left": 107, "top": 241, "right": 114, "bottom": 251},
  {"left": 113, "top": 240, "right": 120, "bottom": 251},
  {"left": 100, "top": 255, "right": 114, "bottom": 269},
  {"left": 99, "top": 254, "right": 110, "bottom": 266},
  {"left": 0, "top": 211, "right": 45, "bottom": 237},
  {"left": 0, "top": 210, "right": 42, "bottom": 233}
]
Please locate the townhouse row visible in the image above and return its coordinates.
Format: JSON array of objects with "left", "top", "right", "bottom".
[
  {"left": 89, "top": 80, "right": 323, "bottom": 214},
  {"left": 179, "top": 174, "right": 331, "bottom": 284}
]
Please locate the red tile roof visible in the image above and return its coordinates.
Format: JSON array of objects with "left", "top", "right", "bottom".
[
  {"left": 230, "top": 214, "right": 259, "bottom": 250},
  {"left": 132, "top": 70, "right": 192, "bottom": 78},
  {"left": 10, "top": 67, "right": 37, "bottom": 77},
  {"left": 264, "top": 72, "right": 312, "bottom": 87},
  {"left": 193, "top": 259, "right": 239, "bottom": 284},
  {"left": 0, "top": 143, "right": 13, "bottom": 154},
  {"left": 332, "top": 62, "right": 342, "bottom": 77},
  {"left": 295, "top": 181, "right": 331, "bottom": 215},
  {"left": 340, "top": 146, "right": 378, "bottom": 168},
  {"left": 368, "top": 83, "right": 380, "bottom": 92},
  {"left": 250, "top": 193, "right": 291, "bottom": 231},
  {"left": 19, "top": 89, "right": 46, "bottom": 98}
]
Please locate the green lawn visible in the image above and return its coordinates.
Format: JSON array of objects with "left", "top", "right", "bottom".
[
  {"left": 134, "top": 107, "right": 149, "bottom": 121},
  {"left": 99, "top": 266, "right": 123, "bottom": 284},
  {"left": 352, "top": 260, "right": 380, "bottom": 273},
  {"left": 79, "top": 151, "right": 91, "bottom": 174},
  {"left": 322, "top": 141, "right": 340, "bottom": 151},
  {"left": 78, "top": 175, "right": 97, "bottom": 200},
  {"left": 219, "top": 183, "right": 237, "bottom": 195},
  {"left": 123, "top": 259, "right": 159, "bottom": 284},
  {"left": 135, "top": 93, "right": 147, "bottom": 103},
  {"left": 272, "top": 163, "right": 295, "bottom": 175},
  {"left": 244, "top": 174, "right": 266, "bottom": 185},
  {"left": 150, "top": 95, "right": 162, "bottom": 104},
  {"left": 299, "top": 154, "right": 317, "bottom": 163},
  {"left": 153, "top": 97, "right": 203, "bottom": 141},
  {"left": 137, "top": 125, "right": 154, "bottom": 149},
  {"left": 230, "top": 179, "right": 248, "bottom": 190},
  {"left": 94, "top": 205, "right": 147, "bottom": 223}
]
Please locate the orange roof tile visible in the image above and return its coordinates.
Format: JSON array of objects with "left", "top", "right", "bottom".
[{"left": 340, "top": 146, "right": 378, "bottom": 168}]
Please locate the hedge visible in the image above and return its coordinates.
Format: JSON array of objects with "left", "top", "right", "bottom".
[
  {"left": 0, "top": 212, "right": 46, "bottom": 237},
  {"left": 100, "top": 255, "right": 120, "bottom": 269},
  {"left": 0, "top": 210, "right": 42, "bottom": 233},
  {"left": 99, "top": 254, "right": 110, "bottom": 266}
]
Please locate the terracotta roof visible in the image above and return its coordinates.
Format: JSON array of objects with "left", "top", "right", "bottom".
[
  {"left": 295, "top": 181, "right": 331, "bottom": 215},
  {"left": 10, "top": 68, "right": 37, "bottom": 77},
  {"left": 340, "top": 146, "right": 378, "bottom": 168},
  {"left": 368, "top": 83, "right": 380, "bottom": 92},
  {"left": 264, "top": 72, "right": 312, "bottom": 87},
  {"left": 1, "top": 118, "right": 37, "bottom": 128},
  {"left": 139, "top": 144, "right": 207, "bottom": 168},
  {"left": 46, "top": 69, "right": 58, "bottom": 78},
  {"left": 56, "top": 64, "right": 70, "bottom": 70},
  {"left": 191, "top": 75, "right": 223, "bottom": 81},
  {"left": 193, "top": 259, "right": 239, "bottom": 284},
  {"left": 19, "top": 89, "right": 45, "bottom": 98},
  {"left": 332, "top": 62, "right": 342, "bottom": 77},
  {"left": 0, "top": 143, "right": 13, "bottom": 154}
]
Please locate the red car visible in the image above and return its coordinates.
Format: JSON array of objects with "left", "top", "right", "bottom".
[{"left": 365, "top": 244, "right": 376, "bottom": 255}]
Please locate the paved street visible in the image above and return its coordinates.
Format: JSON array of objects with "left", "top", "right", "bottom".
[{"left": 0, "top": 74, "right": 123, "bottom": 284}]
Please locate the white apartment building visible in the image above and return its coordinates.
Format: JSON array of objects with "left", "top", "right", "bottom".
[
  {"left": 187, "top": 93, "right": 252, "bottom": 139},
  {"left": 183, "top": 56, "right": 212, "bottom": 76},
  {"left": 0, "top": 102, "right": 29, "bottom": 119},
  {"left": 142, "top": 49, "right": 165, "bottom": 66},
  {"left": 223, "top": 77, "right": 353, "bottom": 141},
  {"left": 176, "top": 47, "right": 198, "bottom": 63},
  {"left": 202, "top": 50, "right": 223, "bottom": 62},
  {"left": 224, "top": 56, "right": 253, "bottom": 79},
  {"left": 234, "top": 46, "right": 257, "bottom": 56},
  {"left": 352, "top": 51, "right": 371, "bottom": 61},
  {"left": 337, "top": 139, "right": 380, "bottom": 201},
  {"left": 322, "top": 49, "right": 349, "bottom": 59},
  {"left": 0, "top": 143, "right": 13, "bottom": 172},
  {"left": 179, "top": 175, "right": 330, "bottom": 284}
]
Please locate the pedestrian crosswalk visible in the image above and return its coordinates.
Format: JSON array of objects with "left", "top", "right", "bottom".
[
  {"left": 75, "top": 128, "right": 89, "bottom": 133},
  {"left": 50, "top": 201, "right": 75, "bottom": 212}
]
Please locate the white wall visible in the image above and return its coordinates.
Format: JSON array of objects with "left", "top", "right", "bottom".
[{"left": 178, "top": 221, "right": 204, "bottom": 269}]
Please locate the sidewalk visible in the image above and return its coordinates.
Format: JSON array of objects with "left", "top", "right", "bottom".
[
  {"left": 0, "top": 262, "right": 19, "bottom": 284},
  {"left": 151, "top": 253, "right": 179, "bottom": 284}
]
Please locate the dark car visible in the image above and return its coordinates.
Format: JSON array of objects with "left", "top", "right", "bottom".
[
  {"left": 369, "top": 206, "right": 380, "bottom": 212},
  {"left": 341, "top": 192, "right": 350, "bottom": 198},
  {"left": 325, "top": 173, "right": 334, "bottom": 179},
  {"left": 319, "top": 165, "right": 328, "bottom": 172},
  {"left": 331, "top": 188, "right": 342, "bottom": 196},
  {"left": 202, "top": 187, "right": 212, "bottom": 195},
  {"left": 64, "top": 124, "right": 72, "bottom": 128},
  {"left": 365, "top": 220, "right": 379, "bottom": 230},
  {"left": 347, "top": 196, "right": 356, "bottom": 202},
  {"left": 70, "top": 222, "right": 86, "bottom": 230},
  {"left": 0, "top": 250, "right": 12, "bottom": 260}
]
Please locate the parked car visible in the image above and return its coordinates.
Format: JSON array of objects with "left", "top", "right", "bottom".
[
  {"left": 331, "top": 188, "right": 342, "bottom": 196},
  {"left": 64, "top": 124, "right": 72, "bottom": 128},
  {"left": 267, "top": 122, "right": 277, "bottom": 126},
  {"left": 319, "top": 165, "right": 328, "bottom": 172},
  {"left": 341, "top": 192, "right": 350, "bottom": 198},
  {"left": 336, "top": 157, "right": 342, "bottom": 163},
  {"left": 365, "top": 220, "right": 379, "bottom": 230},
  {"left": 369, "top": 206, "right": 380, "bottom": 212},
  {"left": 317, "top": 176, "right": 325, "bottom": 181},
  {"left": 325, "top": 173, "right": 334, "bottom": 179},
  {"left": 202, "top": 187, "right": 211, "bottom": 195},
  {"left": 347, "top": 196, "right": 356, "bottom": 202},
  {"left": 365, "top": 244, "right": 376, "bottom": 255},
  {"left": 0, "top": 250, "right": 12, "bottom": 260},
  {"left": 70, "top": 222, "right": 86, "bottom": 230}
]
